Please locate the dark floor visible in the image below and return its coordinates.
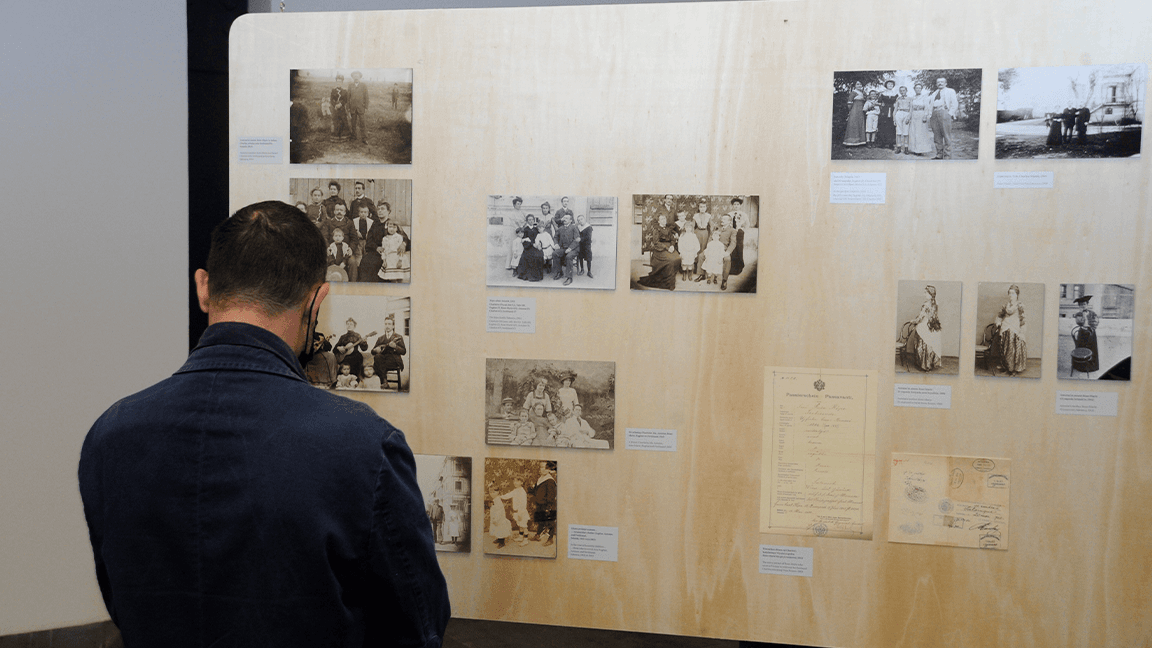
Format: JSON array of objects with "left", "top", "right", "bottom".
[
  {"left": 446, "top": 618, "right": 740, "bottom": 648},
  {"left": 0, "top": 619, "right": 802, "bottom": 648}
]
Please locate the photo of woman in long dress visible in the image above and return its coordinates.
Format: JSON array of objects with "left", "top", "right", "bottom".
[
  {"left": 907, "top": 83, "right": 936, "bottom": 156},
  {"left": 906, "top": 286, "right": 943, "bottom": 371},
  {"left": 976, "top": 282, "right": 1044, "bottom": 378},
  {"left": 896, "top": 280, "right": 961, "bottom": 375},
  {"left": 877, "top": 80, "right": 898, "bottom": 149},
  {"left": 993, "top": 285, "right": 1028, "bottom": 375},
  {"left": 636, "top": 212, "right": 681, "bottom": 290},
  {"left": 843, "top": 82, "right": 867, "bottom": 146}
]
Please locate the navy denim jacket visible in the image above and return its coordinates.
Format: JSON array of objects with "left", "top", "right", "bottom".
[{"left": 79, "top": 322, "right": 450, "bottom": 647}]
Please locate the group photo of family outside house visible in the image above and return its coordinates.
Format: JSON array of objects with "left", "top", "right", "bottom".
[
  {"left": 485, "top": 194, "right": 618, "bottom": 290},
  {"left": 831, "top": 68, "right": 982, "bottom": 160}
]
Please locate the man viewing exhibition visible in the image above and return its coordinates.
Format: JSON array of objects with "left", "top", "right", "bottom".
[{"left": 78, "top": 201, "right": 450, "bottom": 647}]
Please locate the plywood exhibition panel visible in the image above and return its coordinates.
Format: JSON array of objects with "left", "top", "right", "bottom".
[{"left": 230, "top": 2, "right": 1152, "bottom": 646}]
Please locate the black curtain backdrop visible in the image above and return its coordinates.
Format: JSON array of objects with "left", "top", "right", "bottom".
[{"left": 188, "top": 0, "right": 248, "bottom": 350}]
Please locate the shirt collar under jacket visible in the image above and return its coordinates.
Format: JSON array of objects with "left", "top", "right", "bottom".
[{"left": 177, "top": 321, "right": 307, "bottom": 382}]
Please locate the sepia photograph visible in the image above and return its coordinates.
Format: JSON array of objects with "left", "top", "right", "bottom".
[
  {"left": 289, "top": 178, "right": 412, "bottom": 284},
  {"left": 414, "top": 454, "right": 472, "bottom": 553},
  {"left": 1057, "top": 283, "right": 1134, "bottom": 380},
  {"left": 485, "top": 358, "right": 615, "bottom": 449},
  {"left": 486, "top": 195, "right": 618, "bottom": 290},
  {"left": 974, "top": 283, "right": 1045, "bottom": 378},
  {"left": 312, "top": 295, "right": 411, "bottom": 392},
  {"left": 831, "top": 68, "right": 982, "bottom": 160},
  {"left": 895, "top": 280, "right": 963, "bottom": 375},
  {"left": 629, "top": 194, "right": 758, "bottom": 293},
  {"left": 996, "top": 64, "right": 1145, "bottom": 159},
  {"left": 289, "top": 68, "right": 413, "bottom": 165},
  {"left": 484, "top": 458, "right": 557, "bottom": 558}
]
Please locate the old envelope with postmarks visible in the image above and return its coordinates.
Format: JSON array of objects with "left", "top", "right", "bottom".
[{"left": 888, "top": 453, "right": 1010, "bottom": 550}]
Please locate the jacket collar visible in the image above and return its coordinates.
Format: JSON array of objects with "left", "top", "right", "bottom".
[{"left": 177, "top": 322, "right": 306, "bottom": 381}]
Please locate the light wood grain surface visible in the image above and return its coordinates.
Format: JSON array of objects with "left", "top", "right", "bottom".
[{"left": 230, "top": 2, "right": 1152, "bottom": 645}]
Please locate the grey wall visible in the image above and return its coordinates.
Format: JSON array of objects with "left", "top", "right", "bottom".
[{"left": 0, "top": 0, "right": 188, "bottom": 634}]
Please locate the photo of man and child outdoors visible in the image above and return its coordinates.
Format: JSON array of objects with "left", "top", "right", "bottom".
[{"left": 484, "top": 458, "right": 558, "bottom": 558}]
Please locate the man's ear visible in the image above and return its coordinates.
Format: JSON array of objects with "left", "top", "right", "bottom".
[
  {"left": 194, "top": 269, "right": 211, "bottom": 314},
  {"left": 310, "top": 282, "right": 331, "bottom": 321}
]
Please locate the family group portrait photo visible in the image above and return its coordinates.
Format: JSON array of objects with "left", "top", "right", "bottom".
[
  {"left": 414, "top": 454, "right": 472, "bottom": 553},
  {"left": 974, "top": 282, "right": 1045, "bottom": 378},
  {"left": 1056, "top": 283, "right": 1134, "bottom": 380},
  {"left": 311, "top": 295, "right": 411, "bottom": 393},
  {"left": 483, "top": 458, "right": 557, "bottom": 558},
  {"left": 894, "top": 280, "right": 963, "bottom": 375},
  {"left": 485, "top": 194, "right": 618, "bottom": 290},
  {"left": 485, "top": 358, "right": 615, "bottom": 450},
  {"left": 995, "top": 64, "right": 1145, "bottom": 159},
  {"left": 831, "top": 68, "right": 982, "bottom": 160},
  {"left": 629, "top": 194, "right": 759, "bottom": 293},
  {"left": 289, "top": 178, "right": 413, "bottom": 284},
  {"left": 289, "top": 68, "right": 413, "bottom": 165}
]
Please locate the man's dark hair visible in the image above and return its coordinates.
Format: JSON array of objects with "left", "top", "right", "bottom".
[{"left": 206, "top": 201, "right": 326, "bottom": 313}]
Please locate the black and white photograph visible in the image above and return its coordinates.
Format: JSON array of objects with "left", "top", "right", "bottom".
[
  {"left": 414, "top": 455, "right": 472, "bottom": 553},
  {"left": 289, "top": 178, "right": 412, "bottom": 284},
  {"left": 895, "top": 280, "right": 962, "bottom": 375},
  {"left": 974, "top": 283, "right": 1045, "bottom": 378},
  {"left": 831, "top": 69, "right": 982, "bottom": 160},
  {"left": 483, "top": 458, "right": 557, "bottom": 558},
  {"left": 629, "top": 194, "right": 758, "bottom": 293},
  {"left": 1057, "top": 283, "right": 1134, "bottom": 380},
  {"left": 311, "top": 295, "right": 411, "bottom": 392},
  {"left": 289, "top": 68, "right": 413, "bottom": 165},
  {"left": 485, "top": 358, "right": 615, "bottom": 449},
  {"left": 996, "top": 64, "right": 1145, "bottom": 159},
  {"left": 486, "top": 195, "right": 618, "bottom": 290}
]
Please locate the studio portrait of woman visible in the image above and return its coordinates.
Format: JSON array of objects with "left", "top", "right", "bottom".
[
  {"left": 906, "top": 285, "right": 943, "bottom": 371},
  {"left": 993, "top": 284, "right": 1029, "bottom": 375},
  {"left": 896, "top": 280, "right": 961, "bottom": 375}
]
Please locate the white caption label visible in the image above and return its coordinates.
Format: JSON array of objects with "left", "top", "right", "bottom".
[
  {"left": 994, "top": 172, "right": 1054, "bottom": 189},
  {"left": 238, "top": 137, "right": 284, "bottom": 164},
  {"left": 486, "top": 297, "right": 536, "bottom": 334},
  {"left": 1055, "top": 391, "right": 1118, "bottom": 417},
  {"left": 568, "top": 525, "right": 619, "bottom": 562},
  {"left": 830, "top": 172, "right": 886, "bottom": 204},
  {"left": 625, "top": 428, "right": 677, "bottom": 452},
  {"left": 759, "top": 545, "right": 813, "bottom": 577},
  {"left": 893, "top": 384, "right": 952, "bottom": 409}
]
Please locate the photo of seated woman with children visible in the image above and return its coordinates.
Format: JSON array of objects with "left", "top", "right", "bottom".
[
  {"left": 630, "top": 194, "right": 759, "bottom": 293},
  {"left": 484, "top": 458, "right": 558, "bottom": 558},
  {"left": 290, "top": 177, "right": 413, "bottom": 284},
  {"left": 484, "top": 358, "right": 615, "bottom": 450},
  {"left": 308, "top": 295, "right": 411, "bottom": 393}
]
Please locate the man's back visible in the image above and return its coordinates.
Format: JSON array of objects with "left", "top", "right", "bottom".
[{"left": 80, "top": 322, "right": 449, "bottom": 647}]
